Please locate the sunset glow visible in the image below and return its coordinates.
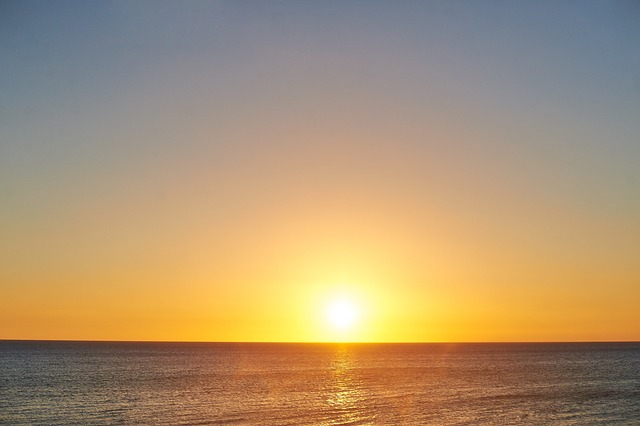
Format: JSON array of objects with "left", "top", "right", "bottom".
[{"left": 1, "top": 1, "right": 639, "bottom": 343}]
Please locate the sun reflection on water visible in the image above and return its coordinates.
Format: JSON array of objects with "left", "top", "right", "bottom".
[{"left": 323, "top": 345, "right": 374, "bottom": 425}]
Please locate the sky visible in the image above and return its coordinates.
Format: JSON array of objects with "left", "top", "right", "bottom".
[{"left": 1, "top": 0, "right": 639, "bottom": 342}]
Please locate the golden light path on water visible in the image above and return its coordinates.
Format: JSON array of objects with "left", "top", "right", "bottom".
[{"left": 324, "top": 345, "right": 372, "bottom": 425}]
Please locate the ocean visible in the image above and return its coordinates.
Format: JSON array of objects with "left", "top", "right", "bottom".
[{"left": 1, "top": 341, "right": 638, "bottom": 425}]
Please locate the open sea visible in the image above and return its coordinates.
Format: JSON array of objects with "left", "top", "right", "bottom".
[{"left": 1, "top": 341, "right": 639, "bottom": 425}]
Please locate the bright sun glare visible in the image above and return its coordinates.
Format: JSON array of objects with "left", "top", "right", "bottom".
[{"left": 327, "top": 299, "right": 358, "bottom": 330}]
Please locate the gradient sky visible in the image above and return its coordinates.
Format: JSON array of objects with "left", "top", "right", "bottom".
[{"left": 1, "top": 1, "right": 639, "bottom": 342}]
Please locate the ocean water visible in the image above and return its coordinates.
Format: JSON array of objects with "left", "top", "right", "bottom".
[{"left": 1, "top": 341, "right": 639, "bottom": 425}]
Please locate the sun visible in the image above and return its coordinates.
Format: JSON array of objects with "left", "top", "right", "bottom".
[
  {"left": 314, "top": 286, "right": 372, "bottom": 341},
  {"left": 327, "top": 299, "right": 358, "bottom": 330}
]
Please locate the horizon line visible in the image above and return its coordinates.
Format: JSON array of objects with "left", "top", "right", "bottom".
[{"left": 2, "top": 339, "right": 639, "bottom": 344}]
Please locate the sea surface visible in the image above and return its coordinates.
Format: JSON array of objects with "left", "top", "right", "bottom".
[{"left": 1, "top": 341, "right": 639, "bottom": 425}]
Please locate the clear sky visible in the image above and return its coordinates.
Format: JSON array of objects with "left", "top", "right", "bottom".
[{"left": 1, "top": 0, "right": 639, "bottom": 342}]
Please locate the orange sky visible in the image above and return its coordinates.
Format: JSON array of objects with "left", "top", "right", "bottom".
[{"left": 1, "top": 1, "right": 639, "bottom": 342}]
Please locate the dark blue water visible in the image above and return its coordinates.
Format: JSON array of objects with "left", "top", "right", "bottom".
[{"left": 1, "top": 341, "right": 639, "bottom": 425}]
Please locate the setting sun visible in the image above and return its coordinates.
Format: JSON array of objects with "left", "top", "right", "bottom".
[
  {"left": 327, "top": 299, "right": 358, "bottom": 330},
  {"left": 309, "top": 284, "right": 381, "bottom": 342}
]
